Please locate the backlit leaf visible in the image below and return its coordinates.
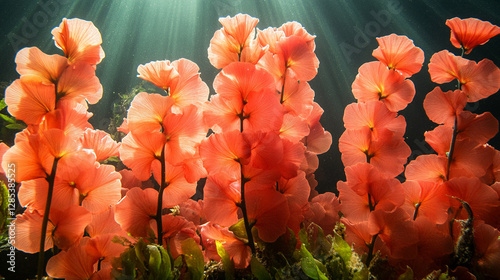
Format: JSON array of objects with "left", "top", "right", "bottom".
[
  {"left": 216, "top": 240, "right": 235, "bottom": 280},
  {"left": 181, "top": 238, "right": 205, "bottom": 280},
  {"left": 332, "top": 232, "right": 351, "bottom": 265},
  {"left": 250, "top": 256, "right": 271, "bottom": 280}
]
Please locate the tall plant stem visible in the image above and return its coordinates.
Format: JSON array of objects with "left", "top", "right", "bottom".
[
  {"left": 240, "top": 165, "right": 256, "bottom": 255},
  {"left": 156, "top": 146, "right": 166, "bottom": 246},
  {"left": 37, "top": 157, "right": 60, "bottom": 280},
  {"left": 446, "top": 116, "right": 458, "bottom": 181},
  {"left": 237, "top": 114, "right": 256, "bottom": 255},
  {"left": 365, "top": 234, "right": 379, "bottom": 267}
]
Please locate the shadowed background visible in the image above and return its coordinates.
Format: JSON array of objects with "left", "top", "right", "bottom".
[{"left": 1, "top": 0, "right": 499, "bottom": 194}]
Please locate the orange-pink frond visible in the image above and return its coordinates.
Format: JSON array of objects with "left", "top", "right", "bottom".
[
  {"left": 446, "top": 17, "right": 500, "bottom": 54},
  {"left": 51, "top": 18, "right": 105, "bottom": 65},
  {"left": 372, "top": 33, "right": 424, "bottom": 77}
]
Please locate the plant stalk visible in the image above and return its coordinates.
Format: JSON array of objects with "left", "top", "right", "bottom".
[
  {"left": 156, "top": 146, "right": 166, "bottom": 246},
  {"left": 237, "top": 113, "right": 256, "bottom": 255},
  {"left": 365, "top": 234, "right": 379, "bottom": 267},
  {"left": 240, "top": 165, "right": 256, "bottom": 255},
  {"left": 280, "top": 67, "right": 288, "bottom": 104},
  {"left": 37, "top": 157, "right": 59, "bottom": 280},
  {"left": 446, "top": 116, "right": 458, "bottom": 181}
]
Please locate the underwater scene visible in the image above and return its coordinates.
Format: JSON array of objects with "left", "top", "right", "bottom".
[{"left": 1, "top": 0, "right": 500, "bottom": 279}]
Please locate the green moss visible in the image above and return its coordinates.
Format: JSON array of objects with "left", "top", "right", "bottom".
[{"left": 107, "top": 81, "right": 159, "bottom": 142}]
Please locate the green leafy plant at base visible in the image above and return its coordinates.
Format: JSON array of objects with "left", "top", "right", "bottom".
[
  {"left": 300, "top": 244, "right": 328, "bottom": 280},
  {"left": 111, "top": 238, "right": 177, "bottom": 280},
  {"left": 97, "top": 221, "right": 485, "bottom": 279},
  {"left": 204, "top": 222, "right": 375, "bottom": 280},
  {"left": 181, "top": 238, "right": 206, "bottom": 280},
  {"left": 297, "top": 223, "right": 370, "bottom": 280},
  {"left": 215, "top": 241, "right": 234, "bottom": 280},
  {"left": 112, "top": 237, "right": 210, "bottom": 280}
]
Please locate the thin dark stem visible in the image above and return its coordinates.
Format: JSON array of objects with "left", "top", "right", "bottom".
[
  {"left": 280, "top": 68, "right": 288, "bottom": 104},
  {"left": 365, "top": 147, "right": 372, "bottom": 164},
  {"left": 446, "top": 116, "right": 458, "bottom": 181},
  {"left": 368, "top": 193, "right": 375, "bottom": 212},
  {"left": 237, "top": 109, "right": 256, "bottom": 255},
  {"left": 240, "top": 165, "right": 256, "bottom": 255},
  {"left": 97, "top": 258, "right": 103, "bottom": 271},
  {"left": 457, "top": 50, "right": 463, "bottom": 90},
  {"left": 365, "top": 179, "right": 378, "bottom": 267},
  {"left": 156, "top": 146, "right": 166, "bottom": 246},
  {"left": 54, "top": 83, "right": 59, "bottom": 107},
  {"left": 413, "top": 202, "right": 421, "bottom": 220},
  {"left": 37, "top": 157, "right": 60, "bottom": 280},
  {"left": 365, "top": 234, "right": 379, "bottom": 267},
  {"left": 240, "top": 114, "right": 244, "bottom": 133}
]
